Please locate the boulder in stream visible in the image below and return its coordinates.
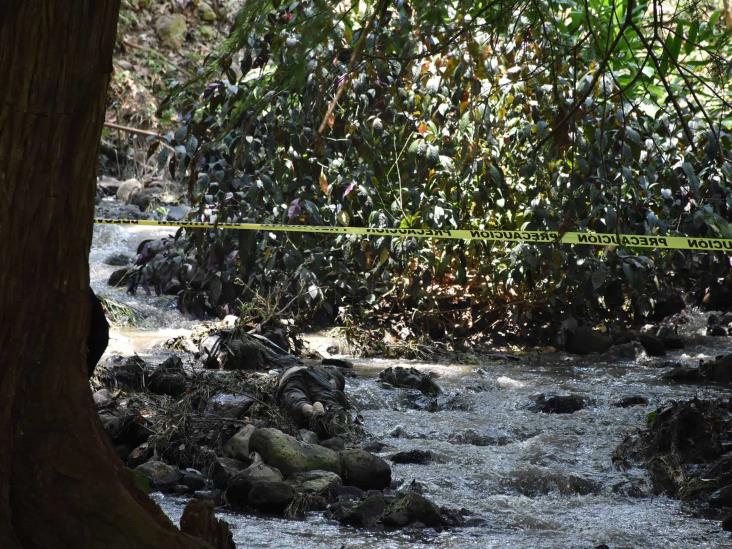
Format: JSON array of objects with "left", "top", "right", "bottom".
[
  {"left": 561, "top": 322, "right": 612, "bottom": 355},
  {"left": 247, "top": 481, "right": 295, "bottom": 513},
  {"left": 180, "top": 499, "right": 235, "bottom": 549},
  {"left": 390, "top": 449, "right": 433, "bottom": 464},
  {"left": 210, "top": 456, "right": 251, "bottom": 489},
  {"left": 135, "top": 460, "right": 182, "bottom": 490},
  {"left": 530, "top": 393, "right": 586, "bottom": 414},
  {"left": 339, "top": 449, "right": 391, "bottom": 490},
  {"left": 223, "top": 424, "right": 257, "bottom": 462},
  {"left": 225, "top": 461, "right": 284, "bottom": 508},
  {"left": 146, "top": 355, "right": 187, "bottom": 397},
  {"left": 613, "top": 398, "right": 732, "bottom": 502},
  {"left": 378, "top": 366, "right": 441, "bottom": 396},
  {"left": 249, "top": 428, "right": 341, "bottom": 476},
  {"left": 638, "top": 333, "right": 666, "bottom": 357},
  {"left": 99, "top": 355, "right": 146, "bottom": 390}
]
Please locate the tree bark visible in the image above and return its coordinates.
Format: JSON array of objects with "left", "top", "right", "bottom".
[{"left": 0, "top": 3, "right": 206, "bottom": 548}]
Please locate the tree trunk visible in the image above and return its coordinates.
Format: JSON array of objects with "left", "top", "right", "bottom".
[{"left": 0, "top": 3, "right": 206, "bottom": 548}]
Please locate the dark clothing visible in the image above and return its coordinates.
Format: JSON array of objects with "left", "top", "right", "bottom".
[
  {"left": 87, "top": 289, "right": 109, "bottom": 377},
  {"left": 276, "top": 366, "right": 348, "bottom": 436}
]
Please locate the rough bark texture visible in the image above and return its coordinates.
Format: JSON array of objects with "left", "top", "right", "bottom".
[{"left": 0, "top": 3, "right": 206, "bottom": 548}]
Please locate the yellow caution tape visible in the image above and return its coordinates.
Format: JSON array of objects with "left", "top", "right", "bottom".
[{"left": 93, "top": 218, "right": 732, "bottom": 252}]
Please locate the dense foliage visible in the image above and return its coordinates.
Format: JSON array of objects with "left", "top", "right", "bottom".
[{"left": 138, "top": 0, "right": 732, "bottom": 347}]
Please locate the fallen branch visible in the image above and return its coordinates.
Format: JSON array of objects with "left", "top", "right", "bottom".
[{"left": 103, "top": 121, "right": 176, "bottom": 153}]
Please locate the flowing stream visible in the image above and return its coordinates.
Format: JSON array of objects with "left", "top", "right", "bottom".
[{"left": 91, "top": 222, "right": 732, "bottom": 549}]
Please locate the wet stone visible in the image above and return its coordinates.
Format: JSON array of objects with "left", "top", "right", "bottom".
[
  {"left": 390, "top": 449, "right": 433, "bottom": 464},
  {"left": 136, "top": 460, "right": 181, "bottom": 490},
  {"left": 108, "top": 267, "right": 135, "bottom": 288},
  {"left": 226, "top": 462, "right": 284, "bottom": 508},
  {"left": 448, "top": 428, "right": 510, "bottom": 447},
  {"left": 182, "top": 470, "right": 207, "bottom": 491},
  {"left": 339, "top": 449, "right": 392, "bottom": 490},
  {"left": 378, "top": 366, "right": 441, "bottom": 396},
  {"left": 210, "top": 456, "right": 250, "bottom": 489},
  {"left": 613, "top": 395, "right": 649, "bottom": 408},
  {"left": 100, "top": 355, "right": 146, "bottom": 391},
  {"left": 330, "top": 494, "right": 387, "bottom": 528},
  {"left": 638, "top": 334, "right": 666, "bottom": 357},
  {"left": 709, "top": 484, "right": 732, "bottom": 508},
  {"left": 104, "top": 252, "right": 131, "bottom": 266},
  {"left": 321, "top": 357, "right": 354, "bottom": 369},
  {"left": 248, "top": 481, "right": 295, "bottom": 513},
  {"left": 663, "top": 366, "right": 702, "bottom": 383},
  {"left": 530, "top": 394, "right": 586, "bottom": 414},
  {"left": 204, "top": 393, "right": 255, "bottom": 419},
  {"left": 193, "top": 489, "right": 224, "bottom": 506}
]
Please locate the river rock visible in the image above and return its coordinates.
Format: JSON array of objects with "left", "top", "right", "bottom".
[
  {"left": 530, "top": 394, "right": 586, "bottom": 414},
  {"left": 663, "top": 365, "right": 702, "bottom": 383},
  {"left": 702, "top": 284, "right": 732, "bottom": 311},
  {"left": 156, "top": 14, "right": 187, "bottom": 49},
  {"left": 180, "top": 499, "right": 235, "bottom": 549},
  {"left": 297, "top": 429, "right": 319, "bottom": 445},
  {"left": 99, "top": 355, "right": 146, "bottom": 391},
  {"left": 136, "top": 460, "right": 181, "bottom": 489},
  {"left": 127, "top": 442, "right": 153, "bottom": 468},
  {"left": 223, "top": 337, "right": 267, "bottom": 370},
  {"left": 210, "top": 456, "right": 250, "bottom": 489},
  {"left": 108, "top": 267, "right": 135, "bottom": 287},
  {"left": 331, "top": 494, "right": 388, "bottom": 527},
  {"left": 247, "top": 481, "right": 295, "bottom": 513},
  {"left": 390, "top": 449, "right": 433, "bottom": 464},
  {"left": 99, "top": 407, "right": 148, "bottom": 447},
  {"left": 321, "top": 358, "right": 354, "bottom": 369},
  {"left": 723, "top": 513, "right": 732, "bottom": 531},
  {"left": 225, "top": 462, "right": 284, "bottom": 508},
  {"left": 92, "top": 388, "right": 114, "bottom": 408},
  {"left": 104, "top": 253, "right": 131, "bottom": 266},
  {"left": 319, "top": 437, "right": 345, "bottom": 451},
  {"left": 448, "top": 428, "right": 508, "bottom": 446},
  {"left": 613, "top": 395, "right": 649, "bottom": 408},
  {"left": 339, "top": 449, "right": 391, "bottom": 490},
  {"left": 638, "top": 334, "right": 666, "bottom": 356},
  {"left": 129, "top": 188, "right": 158, "bottom": 211},
  {"left": 197, "top": 2, "right": 217, "bottom": 22},
  {"left": 116, "top": 178, "right": 142, "bottom": 202},
  {"left": 656, "top": 325, "right": 684, "bottom": 350},
  {"left": 700, "top": 354, "right": 732, "bottom": 383},
  {"left": 249, "top": 428, "right": 341, "bottom": 476},
  {"left": 204, "top": 393, "right": 255, "bottom": 419},
  {"left": 378, "top": 366, "right": 441, "bottom": 396},
  {"left": 286, "top": 470, "right": 342, "bottom": 499},
  {"left": 709, "top": 484, "right": 732, "bottom": 508},
  {"left": 223, "top": 424, "right": 257, "bottom": 462},
  {"left": 166, "top": 205, "right": 190, "bottom": 221},
  {"left": 181, "top": 470, "right": 207, "bottom": 491},
  {"left": 653, "top": 293, "right": 685, "bottom": 319},
  {"left": 382, "top": 492, "right": 444, "bottom": 528},
  {"left": 334, "top": 484, "right": 365, "bottom": 501},
  {"left": 193, "top": 489, "right": 224, "bottom": 506},
  {"left": 146, "top": 355, "right": 187, "bottom": 397},
  {"left": 707, "top": 324, "right": 728, "bottom": 336},
  {"left": 563, "top": 324, "right": 612, "bottom": 355}
]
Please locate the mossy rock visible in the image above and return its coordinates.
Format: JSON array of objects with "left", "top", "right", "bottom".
[{"left": 249, "top": 428, "right": 341, "bottom": 476}]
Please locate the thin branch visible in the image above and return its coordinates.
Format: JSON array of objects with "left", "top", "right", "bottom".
[{"left": 103, "top": 121, "right": 176, "bottom": 153}]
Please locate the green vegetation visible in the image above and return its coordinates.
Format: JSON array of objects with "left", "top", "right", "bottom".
[{"left": 135, "top": 0, "right": 731, "bottom": 346}]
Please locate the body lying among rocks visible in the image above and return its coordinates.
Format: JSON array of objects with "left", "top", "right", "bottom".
[{"left": 276, "top": 365, "right": 348, "bottom": 438}]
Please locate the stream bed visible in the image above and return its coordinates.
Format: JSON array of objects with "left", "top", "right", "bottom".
[{"left": 91, "top": 222, "right": 732, "bottom": 549}]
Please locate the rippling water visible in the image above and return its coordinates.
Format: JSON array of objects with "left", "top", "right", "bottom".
[{"left": 93, "top": 221, "right": 732, "bottom": 549}]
